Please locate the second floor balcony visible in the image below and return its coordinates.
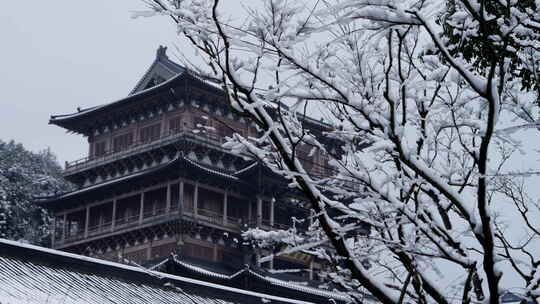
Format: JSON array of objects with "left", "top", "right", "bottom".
[{"left": 64, "top": 126, "right": 229, "bottom": 175}]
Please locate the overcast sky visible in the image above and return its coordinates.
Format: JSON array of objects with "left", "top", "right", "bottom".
[{"left": 0, "top": 1, "right": 207, "bottom": 163}]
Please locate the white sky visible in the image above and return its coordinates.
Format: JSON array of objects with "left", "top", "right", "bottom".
[{"left": 0, "top": 0, "right": 225, "bottom": 163}]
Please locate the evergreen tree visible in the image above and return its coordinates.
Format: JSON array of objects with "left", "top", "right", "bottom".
[{"left": 0, "top": 140, "right": 70, "bottom": 246}]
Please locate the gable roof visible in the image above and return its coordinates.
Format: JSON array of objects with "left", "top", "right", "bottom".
[
  {"left": 129, "top": 45, "right": 185, "bottom": 95},
  {"left": 0, "top": 238, "right": 313, "bottom": 304}
]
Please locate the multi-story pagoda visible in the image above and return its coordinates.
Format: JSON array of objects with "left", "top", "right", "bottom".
[{"left": 39, "top": 46, "right": 335, "bottom": 278}]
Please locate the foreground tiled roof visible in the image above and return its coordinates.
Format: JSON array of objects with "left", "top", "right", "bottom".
[
  {"left": 157, "top": 255, "right": 355, "bottom": 304},
  {"left": 0, "top": 239, "right": 312, "bottom": 304}
]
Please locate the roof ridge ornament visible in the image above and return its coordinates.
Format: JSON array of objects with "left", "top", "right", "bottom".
[{"left": 156, "top": 45, "right": 168, "bottom": 60}]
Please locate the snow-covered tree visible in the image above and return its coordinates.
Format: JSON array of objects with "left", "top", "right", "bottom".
[
  {"left": 139, "top": 1, "right": 540, "bottom": 303},
  {"left": 0, "top": 140, "right": 70, "bottom": 246}
]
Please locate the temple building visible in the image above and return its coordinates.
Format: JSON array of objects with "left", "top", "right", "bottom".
[{"left": 34, "top": 46, "right": 352, "bottom": 303}]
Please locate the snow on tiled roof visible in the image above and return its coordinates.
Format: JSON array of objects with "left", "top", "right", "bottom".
[
  {"left": 0, "top": 239, "right": 313, "bottom": 304},
  {"left": 246, "top": 269, "right": 352, "bottom": 302},
  {"left": 172, "top": 255, "right": 239, "bottom": 280},
  {"left": 183, "top": 156, "right": 239, "bottom": 180},
  {"left": 167, "top": 257, "right": 353, "bottom": 303},
  {"left": 233, "top": 161, "right": 259, "bottom": 175}
]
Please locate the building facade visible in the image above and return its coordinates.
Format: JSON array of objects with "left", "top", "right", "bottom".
[{"left": 38, "top": 46, "right": 336, "bottom": 280}]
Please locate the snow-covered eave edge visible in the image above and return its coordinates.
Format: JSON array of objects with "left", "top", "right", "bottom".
[
  {"left": 0, "top": 238, "right": 314, "bottom": 304},
  {"left": 246, "top": 268, "right": 353, "bottom": 302},
  {"left": 168, "top": 256, "right": 353, "bottom": 302}
]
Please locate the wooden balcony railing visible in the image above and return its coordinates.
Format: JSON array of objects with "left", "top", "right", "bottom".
[
  {"left": 64, "top": 127, "right": 227, "bottom": 174},
  {"left": 63, "top": 125, "right": 339, "bottom": 183}
]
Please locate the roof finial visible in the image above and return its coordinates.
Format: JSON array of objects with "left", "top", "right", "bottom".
[{"left": 156, "top": 45, "right": 168, "bottom": 60}]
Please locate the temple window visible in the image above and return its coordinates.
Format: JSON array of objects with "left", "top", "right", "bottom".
[
  {"left": 115, "top": 194, "right": 140, "bottom": 225},
  {"left": 94, "top": 141, "right": 107, "bottom": 157},
  {"left": 227, "top": 197, "right": 249, "bottom": 223},
  {"left": 198, "top": 188, "right": 223, "bottom": 218},
  {"left": 88, "top": 202, "right": 113, "bottom": 233},
  {"left": 112, "top": 132, "right": 133, "bottom": 152},
  {"left": 66, "top": 210, "right": 86, "bottom": 239},
  {"left": 143, "top": 187, "right": 167, "bottom": 218},
  {"left": 139, "top": 123, "right": 161, "bottom": 143},
  {"left": 170, "top": 183, "right": 180, "bottom": 210},
  {"left": 151, "top": 242, "right": 177, "bottom": 260},
  {"left": 183, "top": 183, "right": 195, "bottom": 213},
  {"left": 182, "top": 242, "right": 214, "bottom": 261},
  {"left": 169, "top": 116, "right": 182, "bottom": 134}
]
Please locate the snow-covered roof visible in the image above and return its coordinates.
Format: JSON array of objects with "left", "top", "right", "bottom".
[
  {"left": 164, "top": 256, "right": 354, "bottom": 303},
  {"left": 0, "top": 238, "right": 313, "bottom": 304}
]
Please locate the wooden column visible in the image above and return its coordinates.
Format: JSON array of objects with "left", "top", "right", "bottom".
[
  {"left": 270, "top": 199, "right": 275, "bottom": 227},
  {"left": 194, "top": 182, "right": 199, "bottom": 218},
  {"left": 256, "top": 197, "right": 262, "bottom": 227},
  {"left": 139, "top": 192, "right": 145, "bottom": 224},
  {"left": 223, "top": 191, "right": 228, "bottom": 225},
  {"left": 165, "top": 182, "right": 172, "bottom": 213},
  {"left": 84, "top": 206, "right": 90, "bottom": 238},
  {"left": 179, "top": 181, "right": 184, "bottom": 214},
  {"left": 51, "top": 216, "right": 57, "bottom": 248},
  {"left": 62, "top": 213, "right": 67, "bottom": 241},
  {"left": 111, "top": 199, "right": 117, "bottom": 231}
]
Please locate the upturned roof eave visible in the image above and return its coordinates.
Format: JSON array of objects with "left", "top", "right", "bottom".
[
  {"left": 48, "top": 71, "right": 187, "bottom": 134},
  {"left": 36, "top": 156, "right": 253, "bottom": 211}
]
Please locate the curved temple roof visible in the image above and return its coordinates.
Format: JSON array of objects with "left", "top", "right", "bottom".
[
  {"left": 49, "top": 46, "right": 223, "bottom": 134},
  {"left": 0, "top": 238, "right": 313, "bottom": 304}
]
